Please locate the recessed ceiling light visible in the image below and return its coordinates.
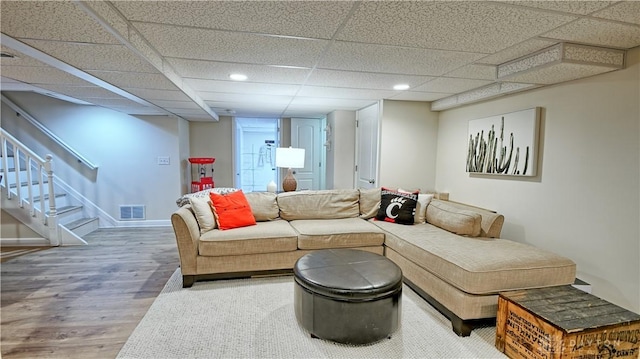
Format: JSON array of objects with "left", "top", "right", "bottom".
[
  {"left": 393, "top": 84, "right": 410, "bottom": 90},
  {"left": 229, "top": 73, "right": 248, "bottom": 81}
]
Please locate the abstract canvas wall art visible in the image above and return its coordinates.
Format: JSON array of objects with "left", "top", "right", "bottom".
[{"left": 467, "top": 107, "right": 540, "bottom": 177}]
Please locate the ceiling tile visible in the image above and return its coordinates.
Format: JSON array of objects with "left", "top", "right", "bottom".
[
  {"left": 148, "top": 100, "right": 203, "bottom": 110},
  {"left": 504, "top": 1, "right": 615, "bottom": 15},
  {"left": 186, "top": 79, "right": 300, "bottom": 96},
  {"left": 124, "top": 88, "right": 193, "bottom": 102},
  {"left": 543, "top": 18, "right": 640, "bottom": 49},
  {"left": 306, "top": 69, "right": 433, "bottom": 90},
  {"left": 199, "top": 92, "right": 293, "bottom": 105},
  {"left": 113, "top": 1, "right": 355, "bottom": 39},
  {"left": 0, "top": 1, "right": 119, "bottom": 44},
  {"left": 133, "top": 22, "right": 328, "bottom": 67},
  {"left": 167, "top": 58, "right": 311, "bottom": 84},
  {"left": 289, "top": 97, "right": 374, "bottom": 109},
  {"left": 297, "top": 86, "right": 397, "bottom": 100},
  {"left": 36, "top": 85, "right": 123, "bottom": 99},
  {"left": 412, "top": 78, "right": 494, "bottom": 93},
  {"left": 445, "top": 64, "right": 497, "bottom": 80},
  {"left": 388, "top": 91, "right": 451, "bottom": 102},
  {"left": 320, "top": 42, "right": 484, "bottom": 76},
  {"left": 476, "top": 38, "right": 558, "bottom": 65},
  {"left": 592, "top": 2, "right": 640, "bottom": 26},
  {"left": 87, "top": 71, "right": 178, "bottom": 91},
  {"left": 289, "top": 96, "right": 377, "bottom": 110},
  {"left": 21, "top": 40, "right": 158, "bottom": 73},
  {"left": 336, "top": 1, "right": 577, "bottom": 52},
  {"left": 1, "top": 66, "right": 92, "bottom": 86}
]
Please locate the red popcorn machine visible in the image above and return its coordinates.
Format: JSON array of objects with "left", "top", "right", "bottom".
[{"left": 189, "top": 157, "right": 215, "bottom": 193}]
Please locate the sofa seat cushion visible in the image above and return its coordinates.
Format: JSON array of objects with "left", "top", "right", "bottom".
[
  {"left": 199, "top": 220, "right": 298, "bottom": 257},
  {"left": 374, "top": 221, "right": 576, "bottom": 295},
  {"left": 290, "top": 218, "right": 385, "bottom": 250}
]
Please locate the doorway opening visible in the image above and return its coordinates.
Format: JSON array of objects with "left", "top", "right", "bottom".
[{"left": 233, "top": 118, "right": 279, "bottom": 192}]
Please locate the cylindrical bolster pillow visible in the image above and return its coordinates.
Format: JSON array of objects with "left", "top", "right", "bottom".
[{"left": 426, "top": 200, "right": 482, "bottom": 237}]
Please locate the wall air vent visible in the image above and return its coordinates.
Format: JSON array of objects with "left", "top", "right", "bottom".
[{"left": 120, "top": 205, "right": 145, "bottom": 220}]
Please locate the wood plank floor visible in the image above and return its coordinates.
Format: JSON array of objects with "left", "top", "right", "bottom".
[{"left": 1, "top": 227, "right": 179, "bottom": 358}]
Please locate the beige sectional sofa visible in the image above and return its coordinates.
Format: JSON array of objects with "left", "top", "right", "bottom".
[{"left": 171, "top": 188, "right": 576, "bottom": 336}]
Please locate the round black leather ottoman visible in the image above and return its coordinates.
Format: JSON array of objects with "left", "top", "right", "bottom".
[{"left": 293, "top": 249, "right": 402, "bottom": 345}]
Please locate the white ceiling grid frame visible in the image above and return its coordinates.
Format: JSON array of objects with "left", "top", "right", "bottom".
[
  {"left": 1, "top": 1, "right": 639, "bottom": 117},
  {"left": 74, "top": 0, "right": 219, "bottom": 121},
  {"left": 0, "top": 33, "right": 169, "bottom": 114}
]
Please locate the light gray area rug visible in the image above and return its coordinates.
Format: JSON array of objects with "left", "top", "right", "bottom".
[{"left": 118, "top": 269, "right": 506, "bottom": 359}]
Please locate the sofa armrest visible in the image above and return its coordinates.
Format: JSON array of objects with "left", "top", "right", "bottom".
[{"left": 171, "top": 205, "right": 200, "bottom": 275}]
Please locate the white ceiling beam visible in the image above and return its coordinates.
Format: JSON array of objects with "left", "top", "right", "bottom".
[{"left": 74, "top": 0, "right": 219, "bottom": 121}]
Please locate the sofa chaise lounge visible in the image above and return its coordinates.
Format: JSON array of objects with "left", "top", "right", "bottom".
[{"left": 171, "top": 188, "right": 576, "bottom": 336}]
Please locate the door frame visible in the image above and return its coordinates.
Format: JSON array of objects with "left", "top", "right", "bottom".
[
  {"left": 354, "top": 101, "right": 382, "bottom": 189},
  {"left": 232, "top": 117, "right": 280, "bottom": 190}
]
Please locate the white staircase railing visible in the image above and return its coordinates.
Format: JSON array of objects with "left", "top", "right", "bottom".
[
  {"left": 1, "top": 128, "right": 59, "bottom": 246},
  {"left": 2, "top": 94, "right": 98, "bottom": 170}
]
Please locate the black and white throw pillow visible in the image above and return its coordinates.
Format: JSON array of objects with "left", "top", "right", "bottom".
[{"left": 375, "top": 187, "right": 418, "bottom": 225}]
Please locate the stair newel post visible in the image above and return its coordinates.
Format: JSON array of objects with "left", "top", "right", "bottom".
[{"left": 45, "top": 154, "right": 59, "bottom": 246}]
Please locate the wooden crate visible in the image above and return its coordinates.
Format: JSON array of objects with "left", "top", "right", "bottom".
[{"left": 496, "top": 286, "right": 640, "bottom": 359}]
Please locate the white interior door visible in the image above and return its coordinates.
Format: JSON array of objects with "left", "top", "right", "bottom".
[
  {"left": 291, "top": 118, "right": 322, "bottom": 190},
  {"left": 356, "top": 103, "right": 380, "bottom": 189}
]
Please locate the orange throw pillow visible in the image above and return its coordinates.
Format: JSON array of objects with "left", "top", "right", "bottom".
[{"left": 209, "top": 190, "right": 256, "bottom": 230}]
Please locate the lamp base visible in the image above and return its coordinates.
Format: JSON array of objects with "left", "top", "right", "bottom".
[{"left": 282, "top": 169, "right": 297, "bottom": 192}]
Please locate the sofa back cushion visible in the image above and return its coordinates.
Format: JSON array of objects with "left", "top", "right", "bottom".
[
  {"left": 245, "top": 192, "right": 279, "bottom": 221},
  {"left": 359, "top": 187, "right": 381, "bottom": 219},
  {"left": 278, "top": 189, "right": 360, "bottom": 220},
  {"left": 426, "top": 199, "right": 482, "bottom": 237}
]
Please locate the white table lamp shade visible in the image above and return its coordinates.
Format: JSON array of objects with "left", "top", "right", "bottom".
[{"left": 275, "top": 147, "right": 305, "bottom": 169}]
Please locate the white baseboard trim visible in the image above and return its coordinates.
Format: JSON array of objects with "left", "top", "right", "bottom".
[
  {"left": 0, "top": 237, "right": 50, "bottom": 246},
  {"left": 106, "top": 219, "right": 172, "bottom": 228}
]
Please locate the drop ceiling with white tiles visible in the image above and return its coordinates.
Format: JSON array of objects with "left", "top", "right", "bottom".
[{"left": 1, "top": 1, "right": 639, "bottom": 120}]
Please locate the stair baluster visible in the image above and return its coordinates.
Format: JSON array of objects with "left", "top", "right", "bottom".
[{"left": 1, "top": 129, "right": 60, "bottom": 245}]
